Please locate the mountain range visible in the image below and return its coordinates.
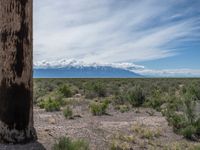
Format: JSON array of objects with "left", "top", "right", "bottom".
[{"left": 33, "top": 59, "right": 142, "bottom": 78}]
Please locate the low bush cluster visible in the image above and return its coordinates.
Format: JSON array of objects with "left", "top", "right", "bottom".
[
  {"left": 127, "top": 86, "right": 146, "bottom": 107},
  {"left": 53, "top": 137, "right": 89, "bottom": 150},
  {"left": 113, "top": 93, "right": 127, "bottom": 106},
  {"left": 164, "top": 93, "right": 200, "bottom": 140},
  {"left": 89, "top": 99, "right": 109, "bottom": 116},
  {"left": 59, "top": 85, "right": 72, "bottom": 98},
  {"left": 63, "top": 106, "right": 73, "bottom": 119},
  {"left": 84, "top": 82, "right": 106, "bottom": 98},
  {"left": 113, "top": 86, "right": 146, "bottom": 110},
  {"left": 145, "top": 89, "right": 167, "bottom": 111},
  {"left": 117, "top": 105, "right": 130, "bottom": 113},
  {"left": 38, "top": 97, "right": 60, "bottom": 112}
]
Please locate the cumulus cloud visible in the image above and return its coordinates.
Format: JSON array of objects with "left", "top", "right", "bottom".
[
  {"left": 33, "top": 59, "right": 144, "bottom": 70},
  {"left": 33, "top": 0, "right": 200, "bottom": 63}
]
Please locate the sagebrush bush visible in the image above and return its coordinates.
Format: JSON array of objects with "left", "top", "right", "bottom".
[
  {"left": 127, "top": 86, "right": 145, "bottom": 107},
  {"left": 187, "top": 83, "right": 200, "bottom": 100},
  {"left": 39, "top": 98, "right": 60, "bottom": 112},
  {"left": 53, "top": 137, "right": 89, "bottom": 150},
  {"left": 113, "top": 92, "right": 127, "bottom": 105},
  {"left": 89, "top": 99, "right": 109, "bottom": 116},
  {"left": 63, "top": 106, "right": 73, "bottom": 119},
  {"left": 37, "top": 99, "right": 46, "bottom": 109},
  {"left": 118, "top": 105, "right": 130, "bottom": 113},
  {"left": 146, "top": 90, "right": 166, "bottom": 111},
  {"left": 93, "top": 82, "right": 106, "bottom": 97},
  {"left": 114, "top": 104, "right": 130, "bottom": 113},
  {"left": 194, "top": 118, "right": 200, "bottom": 137},
  {"left": 59, "top": 85, "right": 72, "bottom": 98},
  {"left": 164, "top": 92, "right": 200, "bottom": 140},
  {"left": 167, "top": 113, "right": 188, "bottom": 133},
  {"left": 181, "top": 125, "right": 197, "bottom": 140},
  {"left": 84, "top": 82, "right": 106, "bottom": 98},
  {"left": 183, "top": 94, "right": 196, "bottom": 124}
]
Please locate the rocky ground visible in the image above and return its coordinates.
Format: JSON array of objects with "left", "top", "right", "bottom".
[
  {"left": 34, "top": 102, "right": 199, "bottom": 150},
  {"left": 0, "top": 103, "right": 199, "bottom": 150}
]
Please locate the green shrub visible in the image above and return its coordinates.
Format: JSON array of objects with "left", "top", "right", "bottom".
[
  {"left": 146, "top": 90, "right": 166, "bottom": 111},
  {"left": 167, "top": 96, "right": 182, "bottom": 112},
  {"left": 113, "top": 92, "right": 127, "bottom": 105},
  {"left": 53, "top": 137, "right": 89, "bottom": 150},
  {"left": 194, "top": 118, "right": 200, "bottom": 137},
  {"left": 127, "top": 86, "right": 145, "bottom": 107},
  {"left": 192, "top": 145, "right": 200, "bottom": 150},
  {"left": 183, "top": 94, "right": 196, "bottom": 124},
  {"left": 84, "top": 82, "right": 106, "bottom": 98},
  {"left": 181, "top": 125, "right": 196, "bottom": 140},
  {"left": 42, "top": 98, "right": 61, "bottom": 112},
  {"left": 187, "top": 83, "right": 200, "bottom": 100},
  {"left": 37, "top": 99, "right": 46, "bottom": 109},
  {"left": 167, "top": 113, "right": 188, "bottom": 133},
  {"left": 89, "top": 99, "right": 109, "bottom": 116},
  {"left": 115, "top": 105, "right": 130, "bottom": 113},
  {"left": 59, "top": 85, "right": 72, "bottom": 98},
  {"left": 93, "top": 82, "right": 106, "bottom": 97},
  {"left": 63, "top": 106, "right": 73, "bottom": 119},
  {"left": 164, "top": 93, "right": 200, "bottom": 140},
  {"left": 83, "top": 83, "right": 95, "bottom": 99}
]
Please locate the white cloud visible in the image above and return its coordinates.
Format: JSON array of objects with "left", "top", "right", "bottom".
[
  {"left": 132, "top": 68, "right": 200, "bottom": 77},
  {"left": 33, "top": 0, "right": 200, "bottom": 63},
  {"left": 33, "top": 59, "right": 144, "bottom": 70}
]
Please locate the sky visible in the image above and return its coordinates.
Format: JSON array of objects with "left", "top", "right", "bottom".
[{"left": 33, "top": 0, "right": 200, "bottom": 77}]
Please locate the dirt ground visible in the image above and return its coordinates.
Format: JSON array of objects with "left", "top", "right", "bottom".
[
  {"left": 0, "top": 103, "right": 198, "bottom": 150},
  {"left": 34, "top": 102, "right": 197, "bottom": 150}
]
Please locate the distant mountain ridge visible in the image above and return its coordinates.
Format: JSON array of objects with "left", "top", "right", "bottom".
[{"left": 33, "top": 59, "right": 142, "bottom": 78}]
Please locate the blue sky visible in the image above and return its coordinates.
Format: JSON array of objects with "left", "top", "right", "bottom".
[
  {"left": 140, "top": 47, "right": 200, "bottom": 70},
  {"left": 33, "top": 0, "right": 200, "bottom": 76}
]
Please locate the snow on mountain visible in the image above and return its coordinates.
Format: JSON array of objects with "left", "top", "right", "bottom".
[
  {"left": 33, "top": 59, "right": 143, "bottom": 78},
  {"left": 34, "top": 59, "right": 144, "bottom": 71}
]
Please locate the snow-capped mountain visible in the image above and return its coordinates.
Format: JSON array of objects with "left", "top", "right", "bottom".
[
  {"left": 34, "top": 59, "right": 144, "bottom": 70},
  {"left": 33, "top": 59, "right": 143, "bottom": 78}
]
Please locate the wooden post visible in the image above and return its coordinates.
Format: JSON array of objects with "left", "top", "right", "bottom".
[{"left": 0, "top": 0, "right": 36, "bottom": 143}]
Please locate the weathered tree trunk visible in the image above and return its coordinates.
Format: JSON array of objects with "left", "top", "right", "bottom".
[{"left": 0, "top": 0, "right": 36, "bottom": 143}]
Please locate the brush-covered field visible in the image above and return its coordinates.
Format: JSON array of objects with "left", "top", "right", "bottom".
[{"left": 33, "top": 78, "right": 200, "bottom": 150}]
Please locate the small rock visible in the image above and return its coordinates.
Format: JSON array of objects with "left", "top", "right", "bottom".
[
  {"left": 74, "top": 94, "right": 81, "bottom": 98},
  {"left": 48, "top": 118, "right": 56, "bottom": 124},
  {"left": 44, "top": 128, "right": 50, "bottom": 132}
]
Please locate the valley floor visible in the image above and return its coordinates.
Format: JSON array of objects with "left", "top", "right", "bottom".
[
  {"left": 0, "top": 105, "right": 199, "bottom": 150},
  {"left": 35, "top": 102, "right": 199, "bottom": 150}
]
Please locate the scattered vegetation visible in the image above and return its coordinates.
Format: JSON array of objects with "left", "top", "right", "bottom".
[
  {"left": 38, "top": 97, "right": 60, "bottom": 112},
  {"left": 53, "top": 137, "right": 89, "bottom": 150},
  {"left": 63, "top": 106, "right": 73, "bottom": 119},
  {"left": 89, "top": 99, "right": 109, "bottom": 116},
  {"left": 84, "top": 82, "right": 106, "bottom": 98},
  {"left": 110, "top": 123, "right": 200, "bottom": 150},
  {"left": 127, "top": 86, "right": 146, "bottom": 107},
  {"left": 145, "top": 89, "right": 166, "bottom": 111},
  {"left": 110, "top": 123, "right": 162, "bottom": 150},
  {"left": 59, "top": 85, "right": 72, "bottom": 98},
  {"left": 131, "top": 123, "right": 161, "bottom": 139},
  {"left": 116, "top": 105, "right": 130, "bottom": 113},
  {"left": 34, "top": 78, "right": 200, "bottom": 143},
  {"left": 163, "top": 87, "right": 200, "bottom": 140}
]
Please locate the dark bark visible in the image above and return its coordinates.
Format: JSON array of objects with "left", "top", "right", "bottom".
[{"left": 0, "top": 0, "right": 37, "bottom": 143}]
